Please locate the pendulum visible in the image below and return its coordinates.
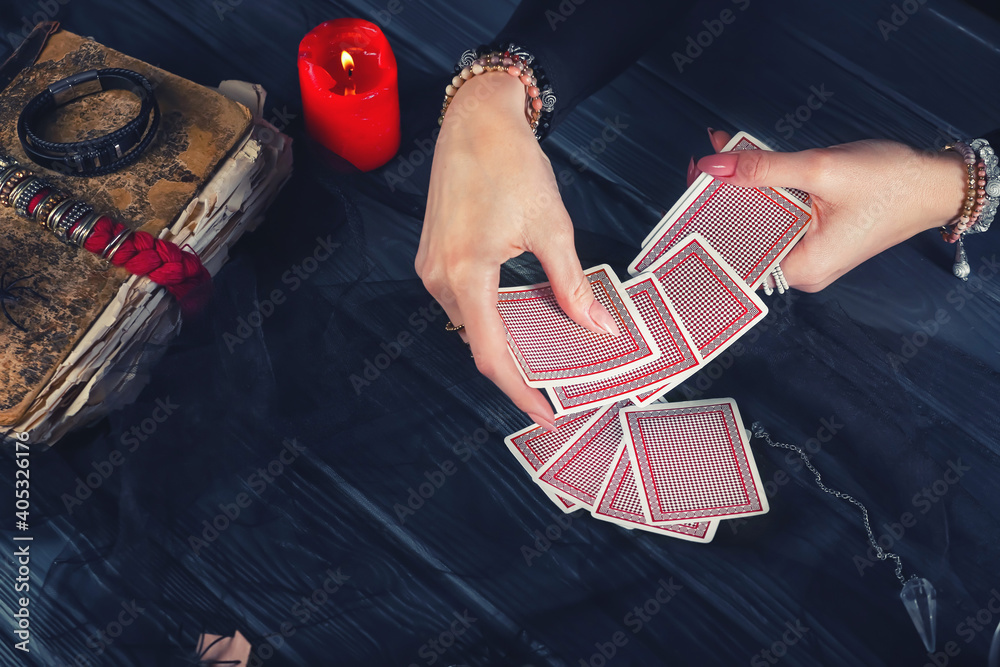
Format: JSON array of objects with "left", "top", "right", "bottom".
[
  {"left": 752, "top": 423, "right": 938, "bottom": 652},
  {"left": 901, "top": 577, "right": 937, "bottom": 652}
]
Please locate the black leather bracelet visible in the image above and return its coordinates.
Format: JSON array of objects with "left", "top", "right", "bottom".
[{"left": 17, "top": 68, "right": 160, "bottom": 177}]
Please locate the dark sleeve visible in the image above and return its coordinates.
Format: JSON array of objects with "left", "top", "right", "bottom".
[
  {"left": 494, "top": 0, "right": 696, "bottom": 134},
  {"left": 984, "top": 130, "right": 1000, "bottom": 150}
]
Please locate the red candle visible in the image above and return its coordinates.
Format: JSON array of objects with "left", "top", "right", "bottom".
[{"left": 298, "top": 19, "right": 400, "bottom": 172}]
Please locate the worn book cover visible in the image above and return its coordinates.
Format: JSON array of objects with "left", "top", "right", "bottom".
[{"left": 0, "top": 29, "right": 252, "bottom": 425}]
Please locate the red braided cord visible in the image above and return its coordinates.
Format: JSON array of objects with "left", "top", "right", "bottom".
[
  {"left": 81, "top": 217, "right": 212, "bottom": 308},
  {"left": 26, "top": 190, "right": 212, "bottom": 313}
]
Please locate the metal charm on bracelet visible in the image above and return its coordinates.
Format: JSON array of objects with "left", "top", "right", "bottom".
[
  {"left": 13, "top": 177, "right": 47, "bottom": 217},
  {"left": 0, "top": 165, "right": 24, "bottom": 186},
  {"left": 0, "top": 165, "right": 20, "bottom": 191},
  {"left": 32, "top": 191, "right": 68, "bottom": 227},
  {"left": 7, "top": 177, "right": 38, "bottom": 214},
  {"left": 0, "top": 170, "right": 29, "bottom": 207},
  {"left": 45, "top": 197, "right": 74, "bottom": 232},
  {"left": 46, "top": 198, "right": 75, "bottom": 232},
  {"left": 68, "top": 211, "right": 101, "bottom": 248},
  {"left": 0, "top": 150, "right": 140, "bottom": 267},
  {"left": 101, "top": 227, "right": 132, "bottom": 260},
  {"left": 51, "top": 201, "right": 91, "bottom": 243}
]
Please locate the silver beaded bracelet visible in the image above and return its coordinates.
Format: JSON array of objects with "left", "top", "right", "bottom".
[
  {"left": 950, "top": 137, "right": 997, "bottom": 280},
  {"left": 969, "top": 138, "right": 999, "bottom": 233},
  {"left": 439, "top": 42, "right": 556, "bottom": 141}
]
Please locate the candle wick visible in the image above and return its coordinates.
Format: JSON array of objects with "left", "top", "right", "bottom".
[{"left": 348, "top": 68, "right": 353, "bottom": 78}]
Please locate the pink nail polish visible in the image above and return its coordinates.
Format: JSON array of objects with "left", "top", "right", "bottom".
[
  {"left": 528, "top": 412, "right": 557, "bottom": 431},
  {"left": 589, "top": 301, "right": 620, "bottom": 337},
  {"left": 697, "top": 153, "right": 739, "bottom": 177},
  {"left": 706, "top": 127, "right": 715, "bottom": 143},
  {"left": 686, "top": 156, "right": 698, "bottom": 186}
]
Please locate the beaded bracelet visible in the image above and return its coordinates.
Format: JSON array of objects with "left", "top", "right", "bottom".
[
  {"left": 941, "top": 138, "right": 998, "bottom": 279},
  {"left": 439, "top": 42, "right": 556, "bottom": 140},
  {"left": 970, "top": 138, "right": 999, "bottom": 233},
  {"left": 941, "top": 142, "right": 986, "bottom": 243}
]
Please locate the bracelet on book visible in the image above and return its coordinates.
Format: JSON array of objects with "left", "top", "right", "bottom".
[
  {"left": 438, "top": 42, "right": 556, "bottom": 140},
  {"left": 941, "top": 138, "right": 998, "bottom": 280},
  {"left": 0, "top": 152, "right": 210, "bottom": 311},
  {"left": 17, "top": 68, "right": 160, "bottom": 177}
]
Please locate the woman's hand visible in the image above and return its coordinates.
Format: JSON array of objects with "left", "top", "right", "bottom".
[
  {"left": 416, "top": 73, "right": 619, "bottom": 429},
  {"left": 692, "top": 130, "right": 968, "bottom": 292}
]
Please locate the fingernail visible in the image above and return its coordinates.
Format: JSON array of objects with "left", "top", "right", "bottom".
[
  {"left": 589, "top": 300, "right": 620, "bottom": 336},
  {"left": 686, "top": 156, "right": 699, "bottom": 187},
  {"left": 706, "top": 127, "right": 715, "bottom": 143},
  {"left": 528, "top": 412, "right": 557, "bottom": 432},
  {"left": 697, "top": 153, "right": 739, "bottom": 177}
]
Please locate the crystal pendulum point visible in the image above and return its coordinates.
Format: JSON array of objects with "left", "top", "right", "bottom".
[{"left": 901, "top": 577, "right": 937, "bottom": 652}]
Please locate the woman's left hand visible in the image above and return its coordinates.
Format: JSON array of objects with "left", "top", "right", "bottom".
[{"left": 687, "top": 129, "right": 968, "bottom": 292}]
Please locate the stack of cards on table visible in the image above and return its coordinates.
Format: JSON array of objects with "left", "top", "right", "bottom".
[
  {"left": 499, "top": 132, "right": 811, "bottom": 542},
  {"left": 504, "top": 398, "right": 768, "bottom": 542}
]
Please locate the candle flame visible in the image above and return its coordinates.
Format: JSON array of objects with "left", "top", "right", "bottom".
[{"left": 341, "top": 50, "right": 356, "bottom": 95}]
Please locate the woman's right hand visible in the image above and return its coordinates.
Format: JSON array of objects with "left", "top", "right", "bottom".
[{"left": 415, "top": 73, "right": 619, "bottom": 429}]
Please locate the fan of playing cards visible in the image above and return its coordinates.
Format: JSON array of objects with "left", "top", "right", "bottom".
[{"left": 501, "top": 133, "right": 813, "bottom": 543}]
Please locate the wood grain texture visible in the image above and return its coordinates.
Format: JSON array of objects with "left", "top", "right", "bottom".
[{"left": 0, "top": 30, "right": 251, "bottom": 425}]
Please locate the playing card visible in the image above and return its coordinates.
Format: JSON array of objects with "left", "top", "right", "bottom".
[
  {"left": 645, "top": 234, "right": 767, "bottom": 362},
  {"left": 633, "top": 133, "right": 812, "bottom": 287},
  {"left": 545, "top": 275, "right": 701, "bottom": 414},
  {"left": 620, "top": 399, "right": 769, "bottom": 524},
  {"left": 641, "top": 132, "right": 811, "bottom": 248},
  {"left": 535, "top": 400, "right": 632, "bottom": 509},
  {"left": 550, "top": 491, "right": 579, "bottom": 511},
  {"left": 505, "top": 408, "right": 602, "bottom": 512},
  {"left": 640, "top": 131, "right": 811, "bottom": 246},
  {"left": 497, "top": 265, "right": 661, "bottom": 388},
  {"left": 591, "top": 440, "right": 717, "bottom": 542}
]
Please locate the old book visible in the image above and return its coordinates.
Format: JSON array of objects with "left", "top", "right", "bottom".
[{"left": 0, "top": 29, "right": 292, "bottom": 444}]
